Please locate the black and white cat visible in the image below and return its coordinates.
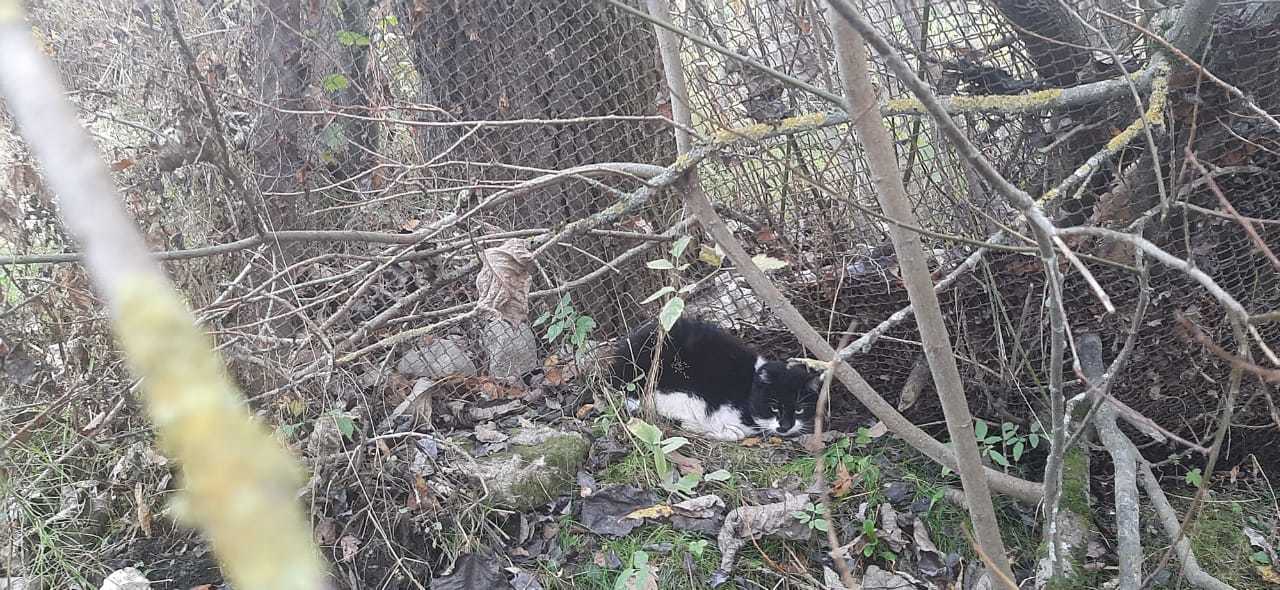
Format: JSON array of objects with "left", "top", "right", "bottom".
[{"left": 608, "top": 317, "right": 820, "bottom": 441}]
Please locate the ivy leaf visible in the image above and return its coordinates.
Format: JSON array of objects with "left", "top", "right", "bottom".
[
  {"left": 641, "top": 286, "right": 675, "bottom": 304},
  {"left": 322, "top": 73, "right": 350, "bottom": 93},
  {"left": 658, "top": 297, "right": 685, "bottom": 332},
  {"left": 646, "top": 259, "right": 675, "bottom": 270},
  {"left": 670, "top": 236, "right": 693, "bottom": 259},
  {"left": 336, "top": 30, "right": 371, "bottom": 46},
  {"left": 750, "top": 254, "right": 789, "bottom": 271}
]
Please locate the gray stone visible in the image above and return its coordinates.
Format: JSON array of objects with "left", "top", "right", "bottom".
[
  {"left": 100, "top": 567, "right": 150, "bottom": 590},
  {"left": 398, "top": 336, "right": 477, "bottom": 378},
  {"left": 470, "top": 424, "right": 590, "bottom": 510},
  {"left": 480, "top": 319, "right": 539, "bottom": 382}
]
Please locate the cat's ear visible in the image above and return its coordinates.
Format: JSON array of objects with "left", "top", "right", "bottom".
[
  {"left": 806, "top": 375, "right": 823, "bottom": 393},
  {"left": 756, "top": 365, "right": 772, "bottom": 384}
]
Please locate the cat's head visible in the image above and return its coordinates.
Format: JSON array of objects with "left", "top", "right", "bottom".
[{"left": 748, "top": 359, "right": 820, "bottom": 437}]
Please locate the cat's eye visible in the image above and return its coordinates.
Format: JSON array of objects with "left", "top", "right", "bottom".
[{"left": 794, "top": 408, "right": 804, "bottom": 415}]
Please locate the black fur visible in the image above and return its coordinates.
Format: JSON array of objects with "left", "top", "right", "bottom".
[{"left": 608, "top": 317, "right": 819, "bottom": 438}]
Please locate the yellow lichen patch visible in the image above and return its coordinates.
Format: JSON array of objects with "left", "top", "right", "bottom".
[
  {"left": 711, "top": 122, "right": 773, "bottom": 146},
  {"left": 114, "top": 274, "right": 328, "bottom": 590},
  {"left": 777, "top": 112, "right": 829, "bottom": 130},
  {"left": 885, "top": 88, "right": 1066, "bottom": 116}
]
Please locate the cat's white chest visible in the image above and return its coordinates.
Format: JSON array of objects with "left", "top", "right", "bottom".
[{"left": 625, "top": 391, "right": 755, "bottom": 441}]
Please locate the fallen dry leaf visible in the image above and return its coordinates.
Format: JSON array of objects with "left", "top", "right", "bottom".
[
  {"left": 625, "top": 504, "right": 674, "bottom": 520},
  {"left": 315, "top": 517, "right": 339, "bottom": 545},
  {"left": 340, "top": 535, "right": 361, "bottom": 563},
  {"left": 830, "top": 461, "right": 856, "bottom": 498},
  {"left": 575, "top": 404, "right": 595, "bottom": 420},
  {"left": 475, "top": 238, "right": 534, "bottom": 324},
  {"left": 711, "top": 493, "right": 811, "bottom": 586},
  {"left": 134, "top": 482, "right": 152, "bottom": 537},
  {"left": 667, "top": 450, "right": 704, "bottom": 476}
]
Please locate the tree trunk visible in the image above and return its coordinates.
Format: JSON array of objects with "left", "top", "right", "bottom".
[{"left": 397, "top": 0, "right": 673, "bottom": 329}]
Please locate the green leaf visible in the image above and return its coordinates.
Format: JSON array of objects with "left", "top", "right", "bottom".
[
  {"left": 533, "top": 311, "right": 550, "bottom": 327},
  {"left": 658, "top": 297, "right": 685, "bottom": 332},
  {"left": 320, "top": 123, "right": 346, "bottom": 150},
  {"left": 336, "top": 30, "right": 371, "bottom": 46},
  {"left": 381, "top": 15, "right": 399, "bottom": 26},
  {"left": 627, "top": 418, "right": 663, "bottom": 446},
  {"left": 1251, "top": 551, "right": 1272, "bottom": 564},
  {"left": 984, "top": 436, "right": 1002, "bottom": 445},
  {"left": 698, "top": 244, "right": 723, "bottom": 267},
  {"left": 641, "top": 286, "right": 675, "bottom": 304},
  {"left": 646, "top": 259, "right": 675, "bottom": 270},
  {"left": 751, "top": 254, "right": 789, "bottom": 271},
  {"left": 974, "top": 420, "right": 988, "bottom": 440},
  {"left": 687, "top": 540, "right": 707, "bottom": 558},
  {"left": 1029, "top": 433, "right": 1041, "bottom": 448},
  {"left": 862, "top": 518, "right": 876, "bottom": 534},
  {"left": 670, "top": 236, "right": 693, "bottom": 259},
  {"left": 336, "top": 415, "right": 355, "bottom": 439},
  {"left": 1185, "top": 468, "right": 1203, "bottom": 487},
  {"left": 863, "top": 544, "right": 875, "bottom": 557},
  {"left": 989, "top": 450, "right": 1010, "bottom": 467},
  {"left": 545, "top": 321, "right": 565, "bottom": 343},
  {"left": 792, "top": 510, "right": 810, "bottom": 521},
  {"left": 1013, "top": 441, "right": 1025, "bottom": 461},
  {"left": 1002, "top": 422, "right": 1017, "bottom": 434},
  {"left": 553, "top": 293, "right": 573, "bottom": 318},
  {"left": 880, "top": 550, "right": 898, "bottom": 563},
  {"left": 812, "top": 518, "right": 830, "bottom": 532},
  {"left": 572, "top": 315, "right": 596, "bottom": 347},
  {"left": 674, "top": 473, "right": 701, "bottom": 493},
  {"left": 661, "top": 436, "right": 689, "bottom": 454},
  {"left": 705, "top": 469, "right": 733, "bottom": 482},
  {"left": 322, "top": 73, "right": 350, "bottom": 93}
]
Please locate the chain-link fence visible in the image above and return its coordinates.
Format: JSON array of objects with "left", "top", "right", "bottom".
[{"left": 4, "top": 0, "right": 1280, "bottom": 585}]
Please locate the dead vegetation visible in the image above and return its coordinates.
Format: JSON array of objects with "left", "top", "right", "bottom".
[{"left": 3, "top": 0, "right": 1280, "bottom": 589}]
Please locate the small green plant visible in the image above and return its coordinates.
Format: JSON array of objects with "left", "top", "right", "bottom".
[
  {"left": 626, "top": 417, "right": 701, "bottom": 497},
  {"left": 974, "top": 419, "right": 1042, "bottom": 468},
  {"left": 614, "top": 549, "right": 655, "bottom": 590},
  {"left": 858, "top": 515, "right": 899, "bottom": 563},
  {"left": 534, "top": 293, "right": 596, "bottom": 353},
  {"left": 641, "top": 236, "right": 696, "bottom": 331},
  {"left": 792, "top": 502, "right": 830, "bottom": 532},
  {"left": 687, "top": 539, "right": 709, "bottom": 559},
  {"left": 1185, "top": 467, "right": 1204, "bottom": 487}
]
